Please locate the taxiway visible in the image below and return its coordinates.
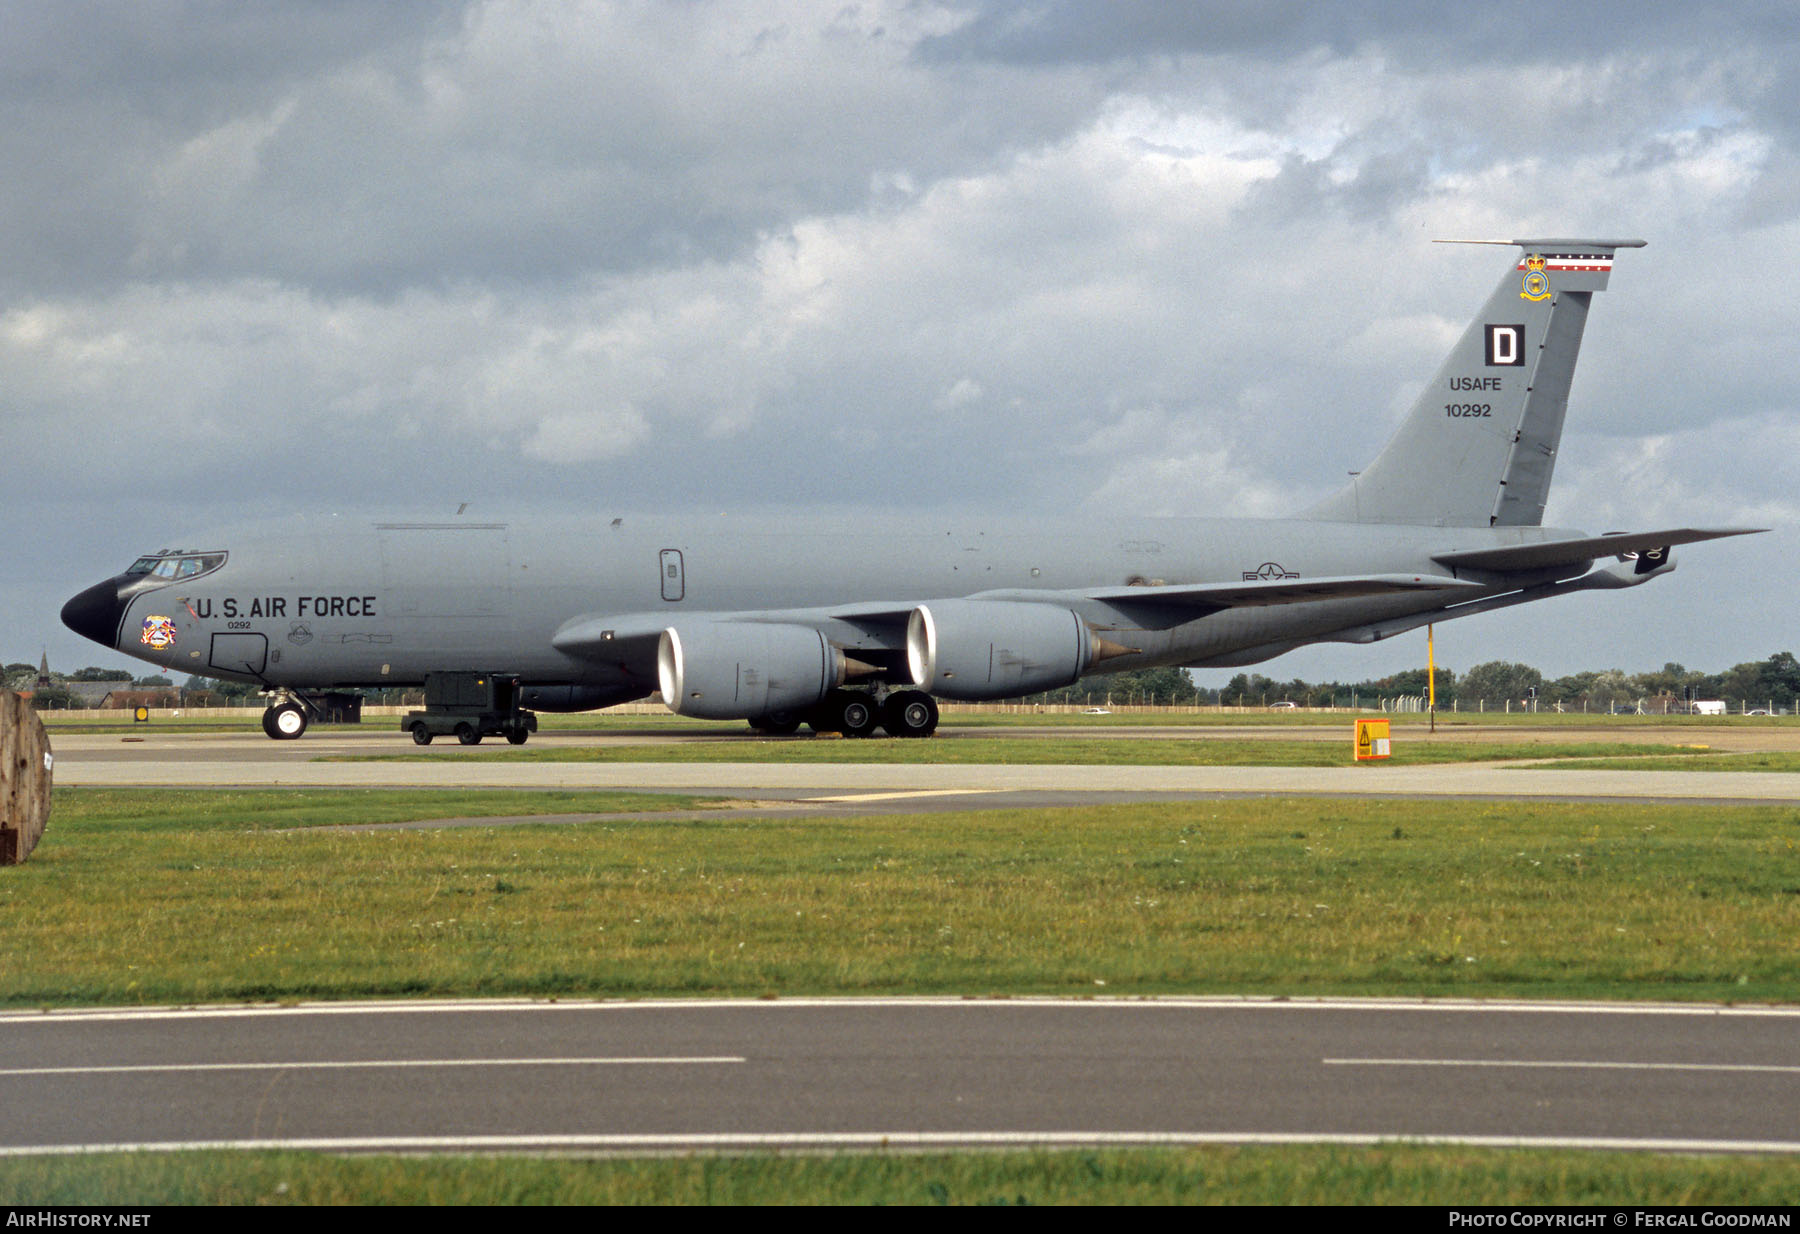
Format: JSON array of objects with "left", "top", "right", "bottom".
[
  {"left": 44, "top": 727, "right": 1800, "bottom": 807},
  {"left": 4, "top": 998, "right": 1796, "bottom": 1156}
]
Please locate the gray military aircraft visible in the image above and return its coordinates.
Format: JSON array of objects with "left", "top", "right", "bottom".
[{"left": 62, "top": 238, "right": 1759, "bottom": 741}]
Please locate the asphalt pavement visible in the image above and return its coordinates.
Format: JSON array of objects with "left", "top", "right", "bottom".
[{"left": 4, "top": 998, "right": 1796, "bottom": 1155}]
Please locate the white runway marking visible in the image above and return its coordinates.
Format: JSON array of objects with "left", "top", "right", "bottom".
[
  {"left": 0, "top": 1057, "right": 743, "bottom": 1078},
  {"left": 3, "top": 1132, "right": 1799, "bottom": 1157},
  {"left": 803, "top": 789, "right": 1008, "bottom": 803},
  {"left": 1325, "top": 1058, "right": 1800, "bottom": 1075},
  {"left": 3, "top": 994, "right": 1799, "bottom": 1027}
]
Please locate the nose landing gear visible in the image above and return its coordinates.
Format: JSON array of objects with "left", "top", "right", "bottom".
[{"left": 261, "top": 700, "right": 311, "bottom": 740}]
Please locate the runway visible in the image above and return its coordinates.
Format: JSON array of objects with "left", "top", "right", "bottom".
[
  {"left": 3, "top": 997, "right": 1797, "bottom": 1156},
  {"left": 45, "top": 728, "right": 1800, "bottom": 806}
]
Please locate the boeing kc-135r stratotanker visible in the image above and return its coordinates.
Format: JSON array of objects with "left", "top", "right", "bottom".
[{"left": 62, "top": 239, "right": 1761, "bottom": 741}]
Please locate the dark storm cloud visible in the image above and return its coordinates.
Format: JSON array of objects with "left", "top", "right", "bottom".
[
  {"left": 920, "top": 0, "right": 1800, "bottom": 211},
  {"left": 1238, "top": 147, "right": 1438, "bottom": 225},
  {"left": 0, "top": 2, "right": 1102, "bottom": 298},
  {"left": 0, "top": 2, "right": 455, "bottom": 297},
  {"left": 917, "top": 0, "right": 1406, "bottom": 62},
  {"left": 0, "top": 2, "right": 449, "bottom": 113},
  {"left": 917, "top": 1, "right": 1784, "bottom": 66}
]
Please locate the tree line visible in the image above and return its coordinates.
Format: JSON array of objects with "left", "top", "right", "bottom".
[
  {"left": 1028, "top": 651, "right": 1800, "bottom": 712},
  {"left": 1200, "top": 653, "right": 1800, "bottom": 712}
]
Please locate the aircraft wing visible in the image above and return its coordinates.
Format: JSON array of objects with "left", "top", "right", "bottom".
[
  {"left": 1064, "top": 572, "right": 1483, "bottom": 610},
  {"left": 1431, "top": 527, "right": 1765, "bottom": 573},
  {"left": 550, "top": 574, "right": 1480, "bottom": 667},
  {"left": 551, "top": 603, "right": 924, "bottom": 665},
  {"left": 549, "top": 612, "right": 671, "bottom": 662}
]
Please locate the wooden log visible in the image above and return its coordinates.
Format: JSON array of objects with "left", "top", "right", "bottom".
[{"left": 1, "top": 690, "right": 53, "bottom": 865}]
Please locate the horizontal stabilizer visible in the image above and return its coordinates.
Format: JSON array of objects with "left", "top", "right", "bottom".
[
  {"left": 1080, "top": 573, "right": 1483, "bottom": 610},
  {"left": 1432, "top": 527, "right": 1765, "bottom": 573}
]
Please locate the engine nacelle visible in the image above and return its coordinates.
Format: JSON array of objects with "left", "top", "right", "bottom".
[
  {"left": 658, "top": 621, "right": 845, "bottom": 719},
  {"left": 907, "top": 600, "right": 1096, "bottom": 701}
]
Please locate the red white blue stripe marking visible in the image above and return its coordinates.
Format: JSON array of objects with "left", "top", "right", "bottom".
[{"left": 1517, "top": 253, "right": 1615, "bottom": 272}]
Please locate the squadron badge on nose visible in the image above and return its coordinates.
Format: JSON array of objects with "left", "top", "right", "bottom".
[{"left": 140, "top": 616, "right": 178, "bottom": 649}]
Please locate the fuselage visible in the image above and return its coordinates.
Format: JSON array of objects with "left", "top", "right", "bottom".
[{"left": 62, "top": 512, "right": 1586, "bottom": 702}]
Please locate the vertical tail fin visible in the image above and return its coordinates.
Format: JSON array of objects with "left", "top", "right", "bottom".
[{"left": 1304, "top": 238, "right": 1645, "bottom": 527}]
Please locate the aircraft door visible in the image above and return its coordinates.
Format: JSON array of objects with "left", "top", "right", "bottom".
[
  {"left": 209, "top": 632, "right": 268, "bottom": 677},
  {"left": 660, "top": 549, "right": 685, "bottom": 602}
]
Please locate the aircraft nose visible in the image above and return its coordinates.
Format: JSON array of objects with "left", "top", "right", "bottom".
[{"left": 61, "top": 579, "right": 126, "bottom": 648}]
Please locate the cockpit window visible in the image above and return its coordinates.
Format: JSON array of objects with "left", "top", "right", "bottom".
[{"left": 126, "top": 551, "right": 226, "bottom": 581}]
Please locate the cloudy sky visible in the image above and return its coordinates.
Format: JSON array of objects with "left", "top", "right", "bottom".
[{"left": 6, "top": 0, "right": 1795, "bottom": 687}]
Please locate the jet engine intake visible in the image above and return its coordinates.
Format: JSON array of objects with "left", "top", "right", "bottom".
[
  {"left": 908, "top": 600, "right": 1125, "bottom": 701},
  {"left": 658, "top": 622, "right": 855, "bottom": 720}
]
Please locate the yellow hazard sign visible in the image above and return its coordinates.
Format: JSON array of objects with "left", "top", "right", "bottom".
[{"left": 1354, "top": 718, "right": 1391, "bottom": 761}]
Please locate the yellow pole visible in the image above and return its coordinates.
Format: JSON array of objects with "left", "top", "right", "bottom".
[{"left": 1427, "top": 623, "right": 1437, "bottom": 733}]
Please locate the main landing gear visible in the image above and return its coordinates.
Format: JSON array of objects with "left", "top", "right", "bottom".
[
  {"left": 878, "top": 690, "right": 938, "bottom": 738},
  {"left": 749, "top": 689, "right": 938, "bottom": 739}
]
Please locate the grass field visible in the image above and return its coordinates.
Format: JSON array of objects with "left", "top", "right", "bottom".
[
  {"left": 6, "top": 785, "right": 1797, "bottom": 1204},
  {"left": 6, "top": 788, "right": 1795, "bottom": 1005},
  {"left": 4, "top": 1145, "right": 1797, "bottom": 1206}
]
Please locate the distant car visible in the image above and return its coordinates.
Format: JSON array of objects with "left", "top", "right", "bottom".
[
  {"left": 1748, "top": 709, "right": 1770, "bottom": 716},
  {"left": 1081, "top": 707, "right": 1112, "bottom": 715},
  {"left": 1270, "top": 701, "right": 1299, "bottom": 709}
]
